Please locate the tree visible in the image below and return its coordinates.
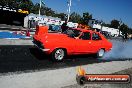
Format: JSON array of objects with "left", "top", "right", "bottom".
[
  {"left": 0, "top": 0, "right": 8, "bottom": 6},
  {"left": 110, "top": 19, "right": 120, "bottom": 29},
  {"left": 102, "top": 22, "right": 111, "bottom": 27},
  {"left": 54, "top": 13, "right": 67, "bottom": 21},
  {"left": 130, "top": 28, "right": 132, "bottom": 34},
  {"left": 69, "top": 12, "right": 81, "bottom": 23},
  {"left": 44, "top": 7, "right": 55, "bottom": 16},
  {"left": 119, "top": 23, "right": 129, "bottom": 35},
  {"left": 31, "top": 3, "right": 56, "bottom": 17},
  {"left": 0, "top": 0, "right": 33, "bottom": 12},
  {"left": 17, "top": 0, "right": 33, "bottom": 12},
  {"left": 30, "top": 3, "right": 40, "bottom": 14},
  {"left": 81, "top": 12, "right": 92, "bottom": 25}
]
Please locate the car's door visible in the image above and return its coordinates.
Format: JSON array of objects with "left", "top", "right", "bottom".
[
  {"left": 91, "top": 32, "right": 103, "bottom": 53},
  {"left": 74, "top": 32, "right": 93, "bottom": 54}
]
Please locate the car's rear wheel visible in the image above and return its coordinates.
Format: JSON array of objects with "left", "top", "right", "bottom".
[
  {"left": 51, "top": 48, "right": 66, "bottom": 61},
  {"left": 97, "top": 49, "right": 105, "bottom": 58}
]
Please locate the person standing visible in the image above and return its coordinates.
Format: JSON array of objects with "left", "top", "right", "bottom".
[{"left": 61, "top": 21, "right": 68, "bottom": 33}]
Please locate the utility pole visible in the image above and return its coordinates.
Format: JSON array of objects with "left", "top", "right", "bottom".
[
  {"left": 39, "top": 0, "right": 42, "bottom": 17},
  {"left": 119, "top": 19, "right": 122, "bottom": 36},
  {"left": 67, "top": 0, "right": 72, "bottom": 22},
  {"left": 100, "top": 20, "right": 103, "bottom": 32}
]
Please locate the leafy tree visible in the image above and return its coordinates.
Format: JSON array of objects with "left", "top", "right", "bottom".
[
  {"left": 130, "top": 28, "right": 132, "bottom": 34},
  {"left": 31, "top": 3, "right": 55, "bottom": 17},
  {"left": 54, "top": 13, "right": 67, "bottom": 21},
  {"left": 127, "top": 28, "right": 132, "bottom": 34},
  {"left": 0, "top": 0, "right": 8, "bottom": 6},
  {"left": 44, "top": 7, "right": 55, "bottom": 16},
  {"left": 18, "top": 0, "right": 33, "bottom": 11},
  {"left": 0, "top": 0, "right": 33, "bottom": 12},
  {"left": 81, "top": 12, "right": 92, "bottom": 25},
  {"left": 30, "top": 3, "right": 40, "bottom": 14},
  {"left": 69, "top": 12, "right": 81, "bottom": 23},
  {"left": 119, "top": 23, "right": 129, "bottom": 34},
  {"left": 102, "top": 22, "right": 111, "bottom": 27},
  {"left": 110, "top": 19, "right": 120, "bottom": 29}
]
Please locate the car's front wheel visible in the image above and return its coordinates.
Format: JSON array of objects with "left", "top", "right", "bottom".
[
  {"left": 97, "top": 49, "right": 105, "bottom": 58},
  {"left": 51, "top": 48, "right": 66, "bottom": 61}
]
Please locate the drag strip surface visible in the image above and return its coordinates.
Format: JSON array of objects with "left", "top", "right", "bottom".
[
  {"left": 0, "top": 40, "right": 132, "bottom": 88},
  {"left": 0, "top": 45, "right": 108, "bottom": 74}
]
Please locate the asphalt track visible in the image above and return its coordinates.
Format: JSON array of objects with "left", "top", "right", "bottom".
[
  {"left": 0, "top": 41, "right": 132, "bottom": 88},
  {"left": 0, "top": 45, "right": 112, "bottom": 74}
]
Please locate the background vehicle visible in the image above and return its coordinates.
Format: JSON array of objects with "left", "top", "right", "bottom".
[
  {"left": 33, "top": 27, "right": 112, "bottom": 61},
  {"left": 48, "top": 24, "right": 61, "bottom": 32}
]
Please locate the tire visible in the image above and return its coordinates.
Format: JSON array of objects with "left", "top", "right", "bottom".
[
  {"left": 51, "top": 48, "right": 66, "bottom": 61},
  {"left": 97, "top": 49, "right": 105, "bottom": 58}
]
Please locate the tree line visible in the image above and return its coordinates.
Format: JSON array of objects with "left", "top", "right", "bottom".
[
  {"left": 102, "top": 19, "right": 132, "bottom": 35},
  {"left": 0, "top": 0, "right": 131, "bottom": 34}
]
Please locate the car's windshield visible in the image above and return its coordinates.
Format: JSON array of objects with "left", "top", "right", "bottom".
[{"left": 63, "top": 28, "right": 81, "bottom": 38}]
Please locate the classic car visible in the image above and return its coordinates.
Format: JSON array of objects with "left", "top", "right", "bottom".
[{"left": 33, "top": 27, "right": 112, "bottom": 61}]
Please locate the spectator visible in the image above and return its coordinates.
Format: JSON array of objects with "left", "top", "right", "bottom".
[{"left": 61, "top": 21, "right": 68, "bottom": 33}]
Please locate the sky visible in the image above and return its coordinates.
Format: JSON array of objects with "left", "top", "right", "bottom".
[{"left": 32, "top": 0, "right": 132, "bottom": 28}]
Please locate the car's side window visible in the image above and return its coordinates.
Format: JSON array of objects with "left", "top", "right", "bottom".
[
  {"left": 92, "top": 33, "right": 101, "bottom": 40},
  {"left": 80, "top": 32, "right": 91, "bottom": 40}
]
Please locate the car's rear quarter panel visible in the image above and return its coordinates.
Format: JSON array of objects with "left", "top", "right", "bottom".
[{"left": 39, "top": 33, "right": 76, "bottom": 55}]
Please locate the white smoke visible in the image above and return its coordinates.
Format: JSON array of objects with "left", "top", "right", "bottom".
[{"left": 103, "top": 39, "right": 132, "bottom": 60}]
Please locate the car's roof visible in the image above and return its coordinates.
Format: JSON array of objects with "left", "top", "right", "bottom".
[{"left": 72, "top": 28, "right": 99, "bottom": 33}]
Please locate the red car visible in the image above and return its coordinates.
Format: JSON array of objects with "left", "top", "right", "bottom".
[{"left": 33, "top": 28, "right": 112, "bottom": 61}]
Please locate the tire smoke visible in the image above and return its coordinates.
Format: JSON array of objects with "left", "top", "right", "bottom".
[{"left": 103, "top": 39, "right": 132, "bottom": 60}]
